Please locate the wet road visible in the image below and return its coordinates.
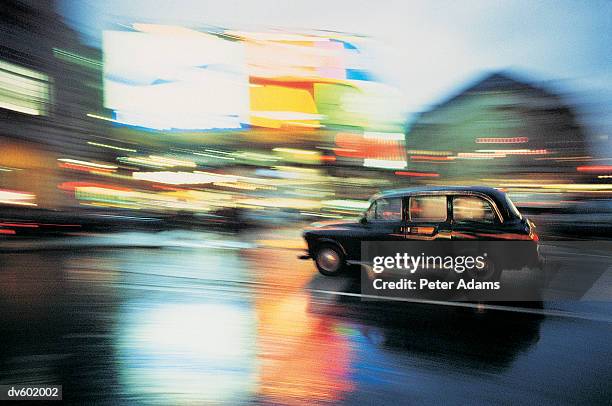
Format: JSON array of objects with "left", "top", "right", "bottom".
[{"left": 1, "top": 230, "right": 611, "bottom": 405}]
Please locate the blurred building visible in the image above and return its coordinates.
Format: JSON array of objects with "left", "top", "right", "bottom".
[
  {"left": 1, "top": 0, "right": 108, "bottom": 207},
  {"left": 404, "top": 72, "right": 590, "bottom": 182}
]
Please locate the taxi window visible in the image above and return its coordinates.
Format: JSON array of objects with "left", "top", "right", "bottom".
[
  {"left": 453, "top": 196, "right": 496, "bottom": 223},
  {"left": 368, "top": 198, "right": 402, "bottom": 221},
  {"left": 409, "top": 195, "right": 447, "bottom": 222}
]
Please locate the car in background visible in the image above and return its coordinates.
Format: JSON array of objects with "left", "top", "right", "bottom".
[{"left": 301, "top": 186, "right": 541, "bottom": 277}]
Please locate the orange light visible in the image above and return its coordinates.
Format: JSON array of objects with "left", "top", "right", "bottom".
[
  {"left": 410, "top": 155, "right": 454, "bottom": 161},
  {"left": 476, "top": 137, "right": 529, "bottom": 144}
]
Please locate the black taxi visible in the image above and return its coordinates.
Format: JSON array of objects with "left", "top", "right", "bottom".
[{"left": 301, "top": 186, "right": 540, "bottom": 276}]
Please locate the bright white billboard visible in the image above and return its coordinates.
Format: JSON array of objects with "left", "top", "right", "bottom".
[{"left": 103, "top": 29, "right": 249, "bottom": 131}]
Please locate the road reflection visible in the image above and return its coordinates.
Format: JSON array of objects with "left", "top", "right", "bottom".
[
  {"left": 117, "top": 300, "right": 258, "bottom": 404},
  {"left": 0, "top": 241, "right": 610, "bottom": 404}
]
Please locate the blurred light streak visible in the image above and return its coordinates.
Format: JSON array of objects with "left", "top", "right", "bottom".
[
  {"left": 576, "top": 165, "right": 612, "bottom": 172},
  {"left": 52, "top": 48, "right": 101, "bottom": 69},
  {"left": 273, "top": 148, "right": 318, "bottom": 155},
  {"left": 86, "top": 113, "right": 120, "bottom": 123},
  {"left": 321, "top": 199, "right": 370, "bottom": 210},
  {"left": 536, "top": 156, "right": 592, "bottom": 161},
  {"left": 133, "top": 171, "right": 238, "bottom": 185},
  {"left": 286, "top": 121, "right": 323, "bottom": 128},
  {"left": 0, "top": 189, "right": 37, "bottom": 206},
  {"left": 395, "top": 171, "right": 440, "bottom": 177},
  {"left": 193, "top": 152, "right": 235, "bottom": 160},
  {"left": 481, "top": 178, "right": 552, "bottom": 184},
  {"left": 117, "top": 156, "right": 197, "bottom": 168},
  {"left": 0, "top": 223, "right": 38, "bottom": 228},
  {"left": 58, "top": 158, "right": 118, "bottom": 169},
  {"left": 475, "top": 137, "right": 529, "bottom": 144},
  {"left": 363, "top": 159, "right": 407, "bottom": 169},
  {"left": 0, "top": 229, "right": 16, "bottom": 235},
  {"left": 498, "top": 183, "right": 563, "bottom": 188},
  {"left": 475, "top": 149, "right": 548, "bottom": 155},
  {"left": 205, "top": 149, "right": 232, "bottom": 155},
  {"left": 59, "top": 181, "right": 132, "bottom": 192},
  {"left": 117, "top": 157, "right": 172, "bottom": 168},
  {"left": 406, "top": 150, "right": 453, "bottom": 156},
  {"left": 87, "top": 141, "right": 137, "bottom": 152},
  {"left": 410, "top": 155, "right": 455, "bottom": 161},
  {"left": 316, "top": 146, "right": 357, "bottom": 152},
  {"left": 233, "top": 152, "right": 280, "bottom": 162},
  {"left": 273, "top": 148, "right": 321, "bottom": 163},
  {"left": 213, "top": 182, "right": 258, "bottom": 190},
  {"left": 299, "top": 212, "right": 343, "bottom": 219},
  {"left": 456, "top": 152, "right": 506, "bottom": 159},
  {"left": 0, "top": 60, "right": 47, "bottom": 80},
  {"left": 540, "top": 184, "right": 612, "bottom": 191},
  {"left": 59, "top": 162, "right": 115, "bottom": 173},
  {"left": 148, "top": 156, "right": 197, "bottom": 168}
]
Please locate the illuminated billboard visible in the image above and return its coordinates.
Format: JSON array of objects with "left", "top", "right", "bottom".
[
  {"left": 102, "top": 25, "right": 406, "bottom": 133},
  {"left": 103, "top": 28, "right": 249, "bottom": 131},
  {"left": 0, "top": 60, "right": 50, "bottom": 116}
]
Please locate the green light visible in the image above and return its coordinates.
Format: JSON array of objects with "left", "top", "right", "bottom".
[{"left": 53, "top": 48, "right": 102, "bottom": 70}]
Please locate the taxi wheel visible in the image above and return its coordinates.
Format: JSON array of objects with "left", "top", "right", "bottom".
[{"left": 314, "top": 244, "right": 345, "bottom": 276}]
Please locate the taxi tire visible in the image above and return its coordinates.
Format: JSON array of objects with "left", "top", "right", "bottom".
[{"left": 314, "top": 244, "right": 346, "bottom": 276}]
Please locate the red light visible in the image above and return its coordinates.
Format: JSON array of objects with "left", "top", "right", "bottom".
[
  {"left": 395, "top": 171, "right": 440, "bottom": 177},
  {"left": 0, "top": 223, "right": 38, "bottom": 228},
  {"left": 576, "top": 165, "right": 612, "bottom": 173},
  {"left": 335, "top": 133, "right": 405, "bottom": 160},
  {"left": 0, "top": 229, "right": 16, "bottom": 235},
  {"left": 59, "top": 163, "right": 115, "bottom": 173}
]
